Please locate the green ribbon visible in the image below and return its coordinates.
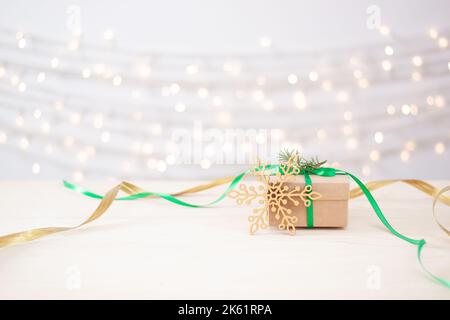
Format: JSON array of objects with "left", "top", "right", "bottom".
[
  {"left": 65, "top": 169, "right": 250, "bottom": 207},
  {"left": 303, "top": 172, "right": 314, "bottom": 228},
  {"left": 63, "top": 165, "right": 449, "bottom": 288}
]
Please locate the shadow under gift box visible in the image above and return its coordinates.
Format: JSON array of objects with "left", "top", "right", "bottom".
[{"left": 268, "top": 175, "right": 350, "bottom": 228}]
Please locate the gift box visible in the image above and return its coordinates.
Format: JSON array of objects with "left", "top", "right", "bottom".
[{"left": 268, "top": 175, "right": 349, "bottom": 228}]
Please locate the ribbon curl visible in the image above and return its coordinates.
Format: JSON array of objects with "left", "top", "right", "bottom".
[{"left": 0, "top": 167, "right": 449, "bottom": 288}]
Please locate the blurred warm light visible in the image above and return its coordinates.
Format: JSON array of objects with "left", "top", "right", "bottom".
[
  {"left": 317, "top": 129, "right": 327, "bottom": 140},
  {"left": 112, "top": 75, "right": 122, "bottom": 86},
  {"left": 256, "top": 76, "right": 266, "bottom": 86},
  {"left": 223, "top": 61, "right": 241, "bottom": 75},
  {"left": 81, "top": 68, "right": 92, "bottom": 79},
  {"left": 200, "top": 159, "right": 212, "bottom": 169},
  {"left": 15, "top": 115, "right": 24, "bottom": 127},
  {"left": 17, "top": 82, "right": 27, "bottom": 92},
  {"left": 405, "top": 140, "right": 416, "bottom": 151},
  {"left": 73, "top": 170, "right": 84, "bottom": 182},
  {"left": 141, "top": 142, "right": 153, "bottom": 155},
  {"left": 197, "top": 87, "right": 209, "bottom": 98},
  {"left": 435, "top": 142, "right": 445, "bottom": 154},
  {"left": 336, "top": 91, "right": 349, "bottom": 103},
  {"left": 15, "top": 31, "right": 24, "bottom": 40},
  {"left": 69, "top": 112, "right": 81, "bottom": 125},
  {"left": 67, "top": 38, "right": 80, "bottom": 50},
  {"left": 32, "top": 163, "right": 40, "bottom": 174},
  {"left": 293, "top": 91, "right": 307, "bottom": 109},
  {"left": 136, "top": 63, "right": 152, "bottom": 78},
  {"left": 166, "top": 155, "right": 176, "bottom": 165},
  {"left": 379, "top": 25, "right": 390, "bottom": 36},
  {"left": 353, "top": 69, "right": 362, "bottom": 79},
  {"left": 369, "top": 150, "right": 380, "bottom": 161},
  {"left": 349, "top": 56, "right": 359, "bottom": 66},
  {"left": 103, "top": 29, "right": 115, "bottom": 41},
  {"left": 263, "top": 100, "right": 274, "bottom": 111},
  {"left": 358, "top": 78, "right": 369, "bottom": 88},
  {"left": 17, "top": 38, "right": 26, "bottom": 49},
  {"left": 435, "top": 95, "right": 446, "bottom": 107},
  {"left": 0, "top": 132, "right": 7, "bottom": 144},
  {"left": 217, "top": 111, "right": 232, "bottom": 125},
  {"left": 438, "top": 37, "right": 448, "bottom": 48},
  {"left": 428, "top": 28, "right": 438, "bottom": 39},
  {"left": 343, "top": 110, "right": 352, "bottom": 121},
  {"left": 156, "top": 160, "right": 167, "bottom": 172},
  {"left": 10, "top": 75, "right": 20, "bottom": 86},
  {"left": 175, "top": 102, "right": 186, "bottom": 112},
  {"left": 92, "top": 113, "right": 104, "bottom": 129},
  {"left": 384, "top": 46, "right": 394, "bottom": 56},
  {"left": 94, "top": 64, "right": 106, "bottom": 75},
  {"left": 386, "top": 105, "right": 396, "bottom": 115},
  {"left": 346, "top": 137, "right": 358, "bottom": 150},
  {"left": 170, "top": 83, "right": 180, "bottom": 94},
  {"left": 85, "top": 146, "right": 96, "bottom": 156},
  {"left": 374, "top": 131, "right": 384, "bottom": 144},
  {"left": 19, "top": 137, "right": 29, "bottom": 150},
  {"left": 33, "top": 109, "right": 42, "bottom": 119},
  {"left": 77, "top": 151, "right": 88, "bottom": 163},
  {"left": 252, "top": 89, "right": 265, "bottom": 102},
  {"left": 212, "top": 96, "right": 223, "bottom": 106},
  {"left": 342, "top": 125, "right": 353, "bottom": 136},
  {"left": 401, "top": 104, "right": 411, "bottom": 115},
  {"left": 150, "top": 123, "right": 162, "bottom": 135},
  {"left": 101, "top": 131, "right": 111, "bottom": 143},
  {"left": 50, "top": 57, "right": 59, "bottom": 69},
  {"left": 41, "top": 122, "right": 51, "bottom": 134},
  {"left": 36, "top": 72, "right": 46, "bottom": 83},
  {"left": 186, "top": 64, "right": 199, "bottom": 75},
  {"left": 321, "top": 80, "right": 333, "bottom": 91},
  {"left": 308, "top": 71, "right": 319, "bottom": 82},
  {"left": 259, "top": 36, "right": 272, "bottom": 48},
  {"left": 381, "top": 60, "right": 392, "bottom": 71},
  {"left": 400, "top": 150, "right": 410, "bottom": 162},
  {"left": 63, "top": 136, "right": 75, "bottom": 148},
  {"left": 411, "top": 71, "right": 422, "bottom": 81},
  {"left": 412, "top": 56, "right": 423, "bottom": 67},
  {"left": 362, "top": 165, "right": 371, "bottom": 177},
  {"left": 287, "top": 74, "right": 298, "bottom": 85},
  {"left": 161, "top": 86, "right": 170, "bottom": 96}
]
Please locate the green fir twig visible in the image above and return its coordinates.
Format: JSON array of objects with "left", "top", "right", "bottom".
[{"left": 278, "top": 149, "right": 327, "bottom": 171}]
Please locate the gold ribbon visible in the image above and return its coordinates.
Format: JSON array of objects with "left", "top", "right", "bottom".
[
  {"left": 0, "top": 178, "right": 449, "bottom": 249},
  {"left": 432, "top": 186, "right": 450, "bottom": 236}
]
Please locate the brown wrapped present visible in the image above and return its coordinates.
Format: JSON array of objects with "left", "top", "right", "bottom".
[{"left": 268, "top": 175, "right": 349, "bottom": 228}]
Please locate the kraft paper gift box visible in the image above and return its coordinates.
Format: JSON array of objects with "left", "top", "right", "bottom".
[{"left": 268, "top": 175, "right": 349, "bottom": 228}]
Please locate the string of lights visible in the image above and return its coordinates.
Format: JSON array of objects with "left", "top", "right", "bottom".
[{"left": 0, "top": 24, "right": 449, "bottom": 181}]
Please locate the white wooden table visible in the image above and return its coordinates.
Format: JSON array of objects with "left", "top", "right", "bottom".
[{"left": 0, "top": 180, "right": 449, "bottom": 299}]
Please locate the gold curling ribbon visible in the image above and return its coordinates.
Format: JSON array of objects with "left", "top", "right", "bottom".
[
  {"left": 432, "top": 186, "right": 450, "bottom": 236},
  {"left": 0, "top": 178, "right": 449, "bottom": 249}
]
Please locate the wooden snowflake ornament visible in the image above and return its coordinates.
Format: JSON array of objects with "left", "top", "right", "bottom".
[{"left": 228, "top": 156, "right": 322, "bottom": 235}]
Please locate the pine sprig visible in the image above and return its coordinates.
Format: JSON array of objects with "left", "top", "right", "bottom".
[{"left": 278, "top": 149, "right": 327, "bottom": 171}]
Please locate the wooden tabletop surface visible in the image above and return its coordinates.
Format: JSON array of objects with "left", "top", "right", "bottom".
[{"left": 0, "top": 180, "right": 449, "bottom": 299}]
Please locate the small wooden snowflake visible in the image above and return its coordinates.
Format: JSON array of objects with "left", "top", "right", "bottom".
[{"left": 228, "top": 156, "right": 322, "bottom": 235}]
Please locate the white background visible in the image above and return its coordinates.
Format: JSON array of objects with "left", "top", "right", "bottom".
[{"left": 0, "top": 0, "right": 449, "bottom": 181}]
